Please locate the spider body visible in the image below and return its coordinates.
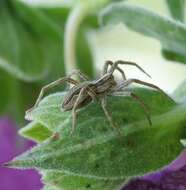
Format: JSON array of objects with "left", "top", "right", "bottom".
[
  {"left": 27, "top": 60, "right": 172, "bottom": 134},
  {"left": 62, "top": 82, "right": 92, "bottom": 111},
  {"left": 62, "top": 74, "right": 117, "bottom": 111}
]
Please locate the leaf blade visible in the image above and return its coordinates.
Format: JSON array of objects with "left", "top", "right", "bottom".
[
  {"left": 100, "top": 2, "right": 186, "bottom": 63},
  {"left": 10, "top": 89, "right": 186, "bottom": 182}
]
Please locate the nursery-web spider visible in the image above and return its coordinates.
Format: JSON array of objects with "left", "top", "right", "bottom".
[{"left": 27, "top": 60, "right": 171, "bottom": 134}]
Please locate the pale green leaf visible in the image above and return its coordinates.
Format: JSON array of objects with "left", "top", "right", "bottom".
[
  {"left": 42, "top": 184, "right": 58, "bottom": 190},
  {"left": 100, "top": 2, "right": 186, "bottom": 63}
]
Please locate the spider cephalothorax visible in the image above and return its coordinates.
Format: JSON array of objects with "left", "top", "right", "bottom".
[{"left": 27, "top": 60, "right": 172, "bottom": 133}]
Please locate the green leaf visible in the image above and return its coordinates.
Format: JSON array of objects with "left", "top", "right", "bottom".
[
  {"left": 0, "top": 0, "right": 60, "bottom": 81},
  {"left": 0, "top": 1, "right": 97, "bottom": 115},
  {"left": 42, "top": 184, "right": 57, "bottom": 190},
  {"left": 0, "top": 0, "right": 95, "bottom": 82},
  {"left": 42, "top": 170, "right": 124, "bottom": 190},
  {"left": 0, "top": 69, "right": 13, "bottom": 113},
  {"left": 100, "top": 2, "right": 186, "bottom": 64},
  {"left": 19, "top": 122, "right": 52, "bottom": 143},
  {"left": 9, "top": 88, "right": 186, "bottom": 189},
  {"left": 166, "top": 0, "right": 185, "bottom": 22},
  {"left": 25, "top": 89, "right": 175, "bottom": 133},
  {"left": 173, "top": 80, "right": 186, "bottom": 103}
]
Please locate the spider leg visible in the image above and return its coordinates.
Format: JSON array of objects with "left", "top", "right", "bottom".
[
  {"left": 116, "top": 78, "right": 173, "bottom": 101},
  {"left": 131, "top": 93, "right": 152, "bottom": 125},
  {"left": 109, "top": 60, "right": 151, "bottom": 78},
  {"left": 111, "top": 91, "right": 151, "bottom": 126},
  {"left": 101, "top": 97, "right": 118, "bottom": 130},
  {"left": 26, "top": 77, "right": 78, "bottom": 114},
  {"left": 69, "top": 70, "right": 89, "bottom": 81},
  {"left": 103, "top": 60, "right": 126, "bottom": 80},
  {"left": 71, "top": 87, "right": 88, "bottom": 134}
]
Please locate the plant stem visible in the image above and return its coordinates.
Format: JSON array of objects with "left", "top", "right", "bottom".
[{"left": 64, "top": 3, "right": 88, "bottom": 75}]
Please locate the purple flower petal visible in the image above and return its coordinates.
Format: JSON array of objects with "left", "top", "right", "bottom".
[
  {"left": 0, "top": 117, "right": 43, "bottom": 190},
  {"left": 160, "top": 165, "right": 186, "bottom": 190},
  {"left": 121, "top": 179, "right": 161, "bottom": 190}
]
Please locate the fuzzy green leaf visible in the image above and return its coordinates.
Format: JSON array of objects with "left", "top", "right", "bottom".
[
  {"left": 42, "top": 170, "right": 124, "bottom": 190},
  {"left": 9, "top": 88, "right": 186, "bottom": 189},
  {"left": 100, "top": 2, "right": 186, "bottom": 63},
  {"left": 19, "top": 122, "right": 52, "bottom": 143},
  {"left": 166, "top": 0, "right": 185, "bottom": 22},
  {"left": 42, "top": 184, "right": 57, "bottom": 190}
]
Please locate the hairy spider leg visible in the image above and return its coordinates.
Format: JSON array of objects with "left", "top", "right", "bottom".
[
  {"left": 115, "top": 78, "right": 173, "bottom": 102},
  {"left": 101, "top": 97, "right": 119, "bottom": 131},
  {"left": 69, "top": 70, "right": 89, "bottom": 81},
  {"left": 111, "top": 91, "right": 152, "bottom": 126},
  {"left": 131, "top": 93, "right": 152, "bottom": 125},
  {"left": 103, "top": 60, "right": 127, "bottom": 80},
  {"left": 71, "top": 87, "right": 88, "bottom": 134},
  {"left": 109, "top": 60, "right": 151, "bottom": 79},
  {"left": 26, "top": 77, "right": 78, "bottom": 114}
]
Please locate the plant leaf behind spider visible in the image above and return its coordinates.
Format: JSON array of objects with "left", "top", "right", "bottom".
[{"left": 8, "top": 88, "right": 186, "bottom": 189}]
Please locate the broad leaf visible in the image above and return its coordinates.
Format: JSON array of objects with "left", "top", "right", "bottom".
[
  {"left": 0, "top": 1, "right": 98, "bottom": 116},
  {"left": 8, "top": 88, "right": 186, "bottom": 189},
  {"left": 166, "top": 0, "right": 185, "bottom": 22},
  {"left": 0, "top": 0, "right": 60, "bottom": 81},
  {"left": 0, "top": 0, "right": 95, "bottom": 82},
  {"left": 100, "top": 2, "right": 186, "bottom": 63}
]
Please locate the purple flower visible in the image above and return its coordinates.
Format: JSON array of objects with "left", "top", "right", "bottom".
[
  {"left": 121, "top": 149, "right": 186, "bottom": 190},
  {"left": 0, "top": 117, "right": 43, "bottom": 190}
]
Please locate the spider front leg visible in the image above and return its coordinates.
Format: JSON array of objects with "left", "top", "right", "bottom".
[
  {"left": 103, "top": 60, "right": 126, "bottom": 80},
  {"left": 26, "top": 77, "right": 78, "bottom": 114},
  {"left": 109, "top": 60, "right": 151, "bottom": 78},
  {"left": 69, "top": 70, "right": 89, "bottom": 81}
]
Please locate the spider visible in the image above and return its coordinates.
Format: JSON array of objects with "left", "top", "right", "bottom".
[{"left": 27, "top": 60, "right": 171, "bottom": 134}]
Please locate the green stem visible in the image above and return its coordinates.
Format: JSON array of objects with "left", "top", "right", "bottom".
[{"left": 64, "top": 3, "right": 88, "bottom": 75}]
